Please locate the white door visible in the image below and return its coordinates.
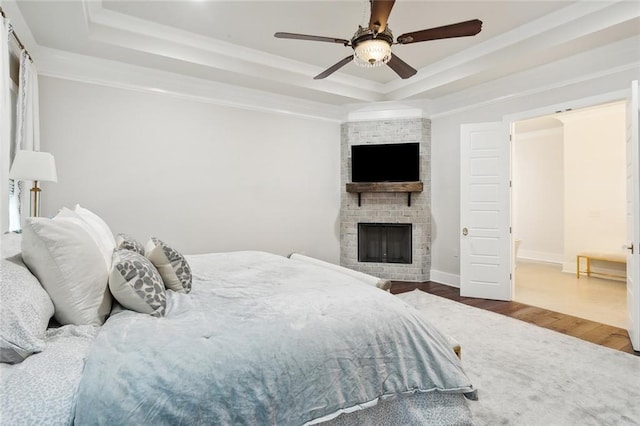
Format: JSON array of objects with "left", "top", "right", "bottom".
[
  {"left": 626, "top": 80, "right": 640, "bottom": 351},
  {"left": 460, "top": 122, "right": 512, "bottom": 300}
]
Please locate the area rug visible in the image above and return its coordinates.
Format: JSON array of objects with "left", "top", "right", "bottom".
[{"left": 396, "top": 290, "right": 640, "bottom": 426}]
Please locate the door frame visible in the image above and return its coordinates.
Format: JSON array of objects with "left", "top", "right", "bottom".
[
  {"left": 626, "top": 80, "right": 640, "bottom": 350},
  {"left": 502, "top": 89, "right": 630, "bottom": 295}
]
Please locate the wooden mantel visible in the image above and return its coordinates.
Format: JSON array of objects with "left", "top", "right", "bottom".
[{"left": 346, "top": 181, "right": 424, "bottom": 206}]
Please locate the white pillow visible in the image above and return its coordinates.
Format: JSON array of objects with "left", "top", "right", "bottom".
[
  {"left": 73, "top": 204, "right": 116, "bottom": 265},
  {"left": 21, "top": 216, "right": 112, "bottom": 326},
  {"left": 56, "top": 208, "right": 113, "bottom": 270},
  {"left": 109, "top": 249, "right": 166, "bottom": 317}
]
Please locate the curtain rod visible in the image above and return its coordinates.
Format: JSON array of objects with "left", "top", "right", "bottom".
[{"left": 0, "top": 6, "right": 33, "bottom": 63}]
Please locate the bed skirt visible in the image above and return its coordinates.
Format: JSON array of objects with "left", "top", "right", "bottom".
[{"left": 316, "top": 391, "right": 473, "bottom": 425}]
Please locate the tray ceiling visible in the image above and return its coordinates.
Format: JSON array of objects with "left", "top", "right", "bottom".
[{"left": 12, "top": 0, "right": 640, "bottom": 106}]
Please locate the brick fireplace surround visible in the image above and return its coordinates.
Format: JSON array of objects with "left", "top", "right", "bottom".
[{"left": 340, "top": 118, "right": 431, "bottom": 282}]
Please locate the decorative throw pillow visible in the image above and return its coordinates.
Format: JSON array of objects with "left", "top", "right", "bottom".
[
  {"left": 109, "top": 249, "right": 166, "bottom": 317},
  {"left": 115, "top": 233, "right": 145, "bottom": 256},
  {"left": 145, "top": 238, "right": 192, "bottom": 294},
  {"left": 21, "top": 216, "right": 112, "bottom": 326},
  {"left": 0, "top": 256, "right": 55, "bottom": 364}
]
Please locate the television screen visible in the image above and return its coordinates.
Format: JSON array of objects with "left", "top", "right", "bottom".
[{"left": 351, "top": 142, "right": 419, "bottom": 182}]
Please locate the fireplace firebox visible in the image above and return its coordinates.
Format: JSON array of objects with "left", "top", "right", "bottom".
[{"left": 358, "top": 223, "right": 412, "bottom": 264}]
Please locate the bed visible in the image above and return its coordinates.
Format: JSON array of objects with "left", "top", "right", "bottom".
[{"left": 0, "top": 207, "right": 477, "bottom": 425}]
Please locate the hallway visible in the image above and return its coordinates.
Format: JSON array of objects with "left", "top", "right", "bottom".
[{"left": 514, "top": 260, "right": 627, "bottom": 329}]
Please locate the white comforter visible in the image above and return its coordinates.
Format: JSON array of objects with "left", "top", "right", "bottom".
[{"left": 73, "top": 251, "right": 476, "bottom": 425}]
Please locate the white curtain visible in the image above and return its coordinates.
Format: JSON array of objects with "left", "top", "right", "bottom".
[
  {"left": 0, "top": 17, "right": 11, "bottom": 233},
  {"left": 9, "top": 49, "right": 40, "bottom": 230}
]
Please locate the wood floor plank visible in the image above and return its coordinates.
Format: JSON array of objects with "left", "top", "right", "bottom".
[
  {"left": 391, "top": 281, "right": 639, "bottom": 356},
  {"left": 490, "top": 301, "right": 530, "bottom": 316},
  {"left": 544, "top": 316, "right": 602, "bottom": 337},
  {"left": 499, "top": 305, "right": 561, "bottom": 327},
  {"left": 596, "top": 333, "right": 635, "bottom": 351}
]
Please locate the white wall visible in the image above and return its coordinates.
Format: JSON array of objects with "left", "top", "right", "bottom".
[
  {"left": 31, "top": 35, "right": 640, "bottom": 280},
  {"left": 38, "top": 77, "right": 342, "bottom": 262},
  {"left": 430, "top": 67, "right": 637, "bottom": 281},
  {"left": 513, "top": 126, "right": 565, "bottom": 263},
  {"left": 560, "top": 103, "right": 627, "bottom": 272}
]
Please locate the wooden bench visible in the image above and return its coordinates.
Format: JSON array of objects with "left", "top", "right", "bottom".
[
  {"left": 446, "top": 336, "right": 462, "bottom": 359},
  {"left": 576, "top": 251, "right": 627, "bottom": 280}
]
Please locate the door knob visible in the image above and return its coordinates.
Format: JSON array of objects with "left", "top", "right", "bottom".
[
  {"left": 462, "top": 227, "right": 468, "bottom": 236},
  {"left": 623, "top": 243, "right": 634, "bottom": 254}
]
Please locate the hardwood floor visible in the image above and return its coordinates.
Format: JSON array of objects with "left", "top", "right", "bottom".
[{"left": 391, "top": 281, "right": 639, "bottom": 356}]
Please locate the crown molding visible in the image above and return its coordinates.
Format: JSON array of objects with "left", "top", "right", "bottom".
[
  {"left": 82, "top": 1, "right": 384, "bottom": 104},
  {"left": 431, "top": 62, "right": 639, "bottom": 119},
  {"left": 429, "top": 35, "right": 640, "bottom": 119},
  {"left": 36, "top": 47, "right": 344, "bottom": 122},
  {"left": 344, "top": 99, "right": 430, "bottom": 122},
  {"left": 6, "top": 0, "right": 638, "bottom": 124},
  {"left": 34, "top": 41, "right": 639, "bottom": 126},
  {"left": 384, "top": 0, "right": 640, "bottom": 99},
  {"left": 80, "top": 0, "right": 640, "bottom": 102}
]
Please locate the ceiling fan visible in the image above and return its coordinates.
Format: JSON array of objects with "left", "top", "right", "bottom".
[{"left": 274, "top": 0, "right": 482, "bottom": 80}]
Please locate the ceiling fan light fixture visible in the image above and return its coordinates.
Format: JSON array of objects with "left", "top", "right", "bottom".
[
  {"left": 353, "top": 38, "right": 392, "bottom": 67},
  {"left": 274, "top": 2, "right": 482, "bottom": 80}
]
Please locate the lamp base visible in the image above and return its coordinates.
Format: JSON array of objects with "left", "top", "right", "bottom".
[{"left": 30, "top": 181, "right": 41, "bottom": 217}]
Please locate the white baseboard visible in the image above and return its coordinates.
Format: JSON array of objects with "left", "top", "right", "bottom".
[
  {"left": 517, "top": 249, "right": 563, "bottom": 264},
  {"left": 429, "top": 270, "right": 460, "bottom": 288}
]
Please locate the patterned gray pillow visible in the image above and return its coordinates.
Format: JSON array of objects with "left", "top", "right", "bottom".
[
  {"left": 116, "top": 233, "right": 145, "bottom": 256},
  {"left": 0, "top": 256, "right": 55, "bottom": 363},
  {"left": 145, "top": 237, "right": 192, "bottom": 294},
  {"left": 108, "top": 250, "right": 166, "bottom": 317}
]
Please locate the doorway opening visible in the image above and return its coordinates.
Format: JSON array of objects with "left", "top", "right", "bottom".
[{"left": 511, "top": 101, "right": 627, "bottom": 328}]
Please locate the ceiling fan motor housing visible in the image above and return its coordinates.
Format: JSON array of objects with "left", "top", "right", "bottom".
[{"left": 351, "top": 26, "right": 394, "bottom": 49}]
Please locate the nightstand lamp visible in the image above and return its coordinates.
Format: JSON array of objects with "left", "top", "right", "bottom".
[{"left": 9, "top": 150, "right": 58, "bottom": 217}]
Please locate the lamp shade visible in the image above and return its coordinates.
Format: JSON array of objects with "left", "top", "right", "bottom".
[{"left": 9, "top": 150, "right": 58, "bottom": 182}]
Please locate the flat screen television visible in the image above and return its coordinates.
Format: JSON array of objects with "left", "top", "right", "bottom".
[{"left": 351, "top": 142, "right": 420, "bottom": 182}]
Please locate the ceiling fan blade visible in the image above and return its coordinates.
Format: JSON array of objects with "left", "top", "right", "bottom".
[
  {"left": 369, "top": 0, "right": 395, "bottom": 33},
  {"left": 397, "top": 19, "right": 483, "bottom": 44},
  {"left": 387, "top": 55, "right": 417, "bottom": 79},
  {"left": 274, "top": 32, "right": 350, "bottom": 45},
  {"left": 314, "top": 56, "right": 354, "bottom": 80}
]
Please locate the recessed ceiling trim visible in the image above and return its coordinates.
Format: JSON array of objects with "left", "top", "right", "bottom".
[
  {"left": 36, "top": 46, "right": 344, "bottom": 122},
  {"left": 383, "top": 0, "right": 639, "bottom": 99},
  {"left": 78, "top": 0, "right": 640, "bottom": 103},
  {"left": 9, "top": 0, "right": 639, "bottom": 121},
  {"left": 431, "top": 61, "right": 639, "bottom": 119},
  {"left": 83, "top": 1, "right": 384, "bottom": 99}
]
